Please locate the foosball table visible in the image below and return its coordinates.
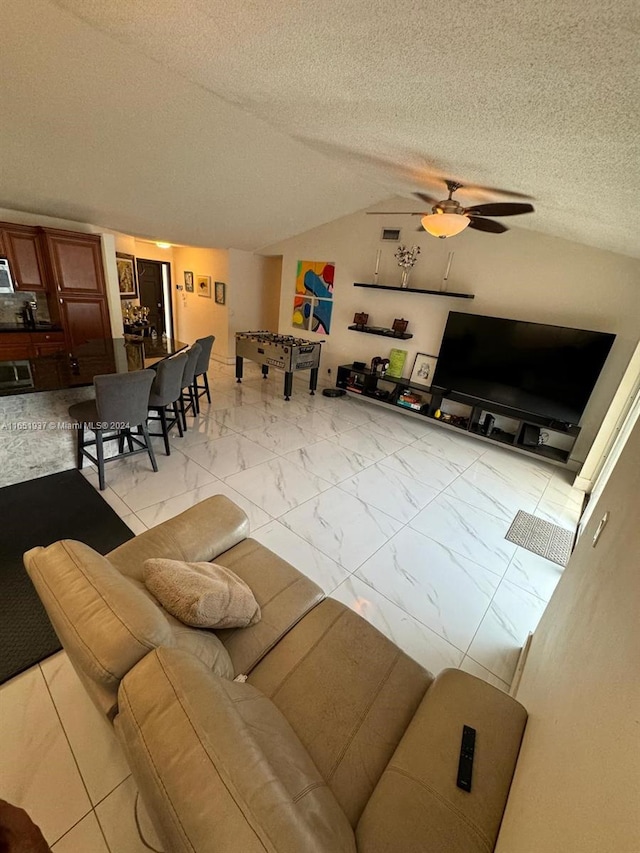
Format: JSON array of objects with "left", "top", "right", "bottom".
[{"left": 235, "top": 331, "right": 323, "bottom": 400}]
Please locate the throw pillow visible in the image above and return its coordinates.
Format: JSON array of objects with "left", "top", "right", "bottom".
[{"left": 143, "top": 558, "right": 261, "bottom": 629}]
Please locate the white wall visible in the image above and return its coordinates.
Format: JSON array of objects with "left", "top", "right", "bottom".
[
  {"left": 495, "top": 416, "right": 640, "bottom": 852},
  {"left": 227, "top": 249, "right": 276, "bottom": 358},
  {"left": 264, "top": 210, "right": 640, "bottom": 462},
  {"left": 171, "top": 246, "right": 229, "bottom": 359}
]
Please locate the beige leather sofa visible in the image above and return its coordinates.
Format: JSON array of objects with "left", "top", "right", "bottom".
[{"left": 25, "top": 495, "right": 527, "bottom": 853}]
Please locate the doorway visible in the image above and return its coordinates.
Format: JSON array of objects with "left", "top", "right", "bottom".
[{"left": 136, "top": 259, "right": 174, "bottom": 338}]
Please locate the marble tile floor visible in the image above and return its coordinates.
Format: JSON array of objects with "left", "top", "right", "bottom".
[{"left": 0, "top": 359, "right": 586, "bottom": 850}]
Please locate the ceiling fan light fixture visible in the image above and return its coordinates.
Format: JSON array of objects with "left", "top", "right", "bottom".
[{"left": 421, "top": 213, "right": 470, "bottom": 239}]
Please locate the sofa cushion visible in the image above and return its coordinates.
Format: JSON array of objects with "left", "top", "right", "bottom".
[
  {"left": 144, "top": 558, "right": 261, "bottom": 628},
  {"left": 356, "top": 668, "right": 528, "bottom": 853},
  {"left": 23, "top": 539, "right": 234, "bottom": 720},
  {"left": 108, "top": 495, "right": 251, "bottom": 582},
  {"left": 213, "top": 538, "right": 324, "bottom": 674},
  {"left": 247, "top": 597, "right": 432, "bottom": 826},
  {"left": 115, "top": 647, "right": 356, "bottom": 853}
]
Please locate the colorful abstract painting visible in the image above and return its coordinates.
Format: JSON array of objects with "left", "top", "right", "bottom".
[
  {"left": 292, "top": 295, "right": 313, "bottom": 330},
  {"left": 293, "top": 260, "right": 334, "bottom": 334}
]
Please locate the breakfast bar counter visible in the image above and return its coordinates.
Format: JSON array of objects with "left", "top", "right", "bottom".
[{"left": 0, "top": 336, "right": 188, "bottom": 396}]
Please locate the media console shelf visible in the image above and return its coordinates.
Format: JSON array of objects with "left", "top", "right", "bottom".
[
  {"left": 354, "top": 282, "right": 475, "bottom": 299},
  {"left": 336, "top": 363, "right": 580, "bottom": 467}
]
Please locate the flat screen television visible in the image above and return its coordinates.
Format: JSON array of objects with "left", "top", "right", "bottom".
[{"left": 432, "top": 312, "right": 615, "bottom": 425}]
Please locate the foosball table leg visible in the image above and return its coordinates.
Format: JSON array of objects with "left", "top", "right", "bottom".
[
  {"left": 235, "top": 356, "right": 243, "bottom": 383},
  {"left": 262, "top": 364, "right": 269, "bottom": 379},
  {"left": 309, "top": 367, "right": 318, "bottom": 395},
  {"left": 284, "top": 371, "right": 293, "bottom": 401}
]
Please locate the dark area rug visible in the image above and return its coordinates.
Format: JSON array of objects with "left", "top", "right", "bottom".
[{"left": 0, "top": 469, "right": 134, "bottom": 684}]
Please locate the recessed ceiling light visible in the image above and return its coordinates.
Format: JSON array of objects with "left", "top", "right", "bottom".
[{"left": 156, "top": 242, "right": 171, "bottom": 249}]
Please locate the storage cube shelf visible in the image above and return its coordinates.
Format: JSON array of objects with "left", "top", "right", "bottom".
[{"left": 336, "top": 364, "right": 580, "bottom": 467}]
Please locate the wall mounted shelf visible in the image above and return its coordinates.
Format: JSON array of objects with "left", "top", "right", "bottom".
[
  {"left": 348, "top": 325, "right": 413, "bottom": 340},
  {"left": 354, "top": 282, "right": 474, "bottom": 299}
]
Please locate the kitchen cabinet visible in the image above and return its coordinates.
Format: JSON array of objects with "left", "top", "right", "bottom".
[
  {"left": 0, "top": 224, "right": 113, "bottom": 374},
  {"left": 0, "top": 333, "right": 33, "bottom": 361},
  {"left": 31, "top": 331, "right": 66, "bottom": 357},
  {"left": 43, "top": 231, "right": 112, "bottom": 359},
  {"left": 1, "top": 225, "right": 48, "bottom": 293}
]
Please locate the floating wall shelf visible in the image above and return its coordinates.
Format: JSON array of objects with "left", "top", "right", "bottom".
[
  {"left": 347, "top": 325, "right": 413, "bottom": 340},
  {"left": 354, "top": 282, "right": 474, "bottom": 299}
]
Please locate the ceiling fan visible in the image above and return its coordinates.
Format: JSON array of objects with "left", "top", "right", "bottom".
[{"left": 368, "top": 180, "right": 534, "bottom": 238}]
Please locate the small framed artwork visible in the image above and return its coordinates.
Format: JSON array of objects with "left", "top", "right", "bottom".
[
  {"left": 353, "top": 312, "right": 369, "bottom": 326},
  {"left": 215, "top": 281, "right": 226, "bottom": 305},
  {"left": 410, "top": 352, "right": 438, "bottom": 386},
  {"left": 116, "top": 252, "right": 138, "bottom": 299},
  {"left": 392, "top": 318, "right": 409, "bottom": 336},
  {"left": 196, "top": 275, "right": 211, "bottom": 298},
  {"left": 184, "top": 270, "right": 194, "bottom": 292}
]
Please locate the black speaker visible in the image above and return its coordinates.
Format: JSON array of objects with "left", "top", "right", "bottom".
[
  {"left": 481, "top": 414, "right": 495, "bottom": 436},
  {"left": 521, "top": 424, "right": 541, "bottom": 446}
]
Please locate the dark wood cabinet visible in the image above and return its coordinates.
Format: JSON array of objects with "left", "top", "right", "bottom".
[
  {"left": 44, "top": 231, "right": 105, "bottom": 295},
  {"left": 0, "top": 333, "right": 33, "bottom": 361},
  {"left": 0, "top": 224, "right": 113, "bottom": 383},
  {"left": 43, "top": 231, "right": 112, "bottom": 361},
  {"left": 1, "top": 225, "right": 48, "bottom": 293},
  {"left": 31, "top": 331, "right": 66, "bottom": 358}
]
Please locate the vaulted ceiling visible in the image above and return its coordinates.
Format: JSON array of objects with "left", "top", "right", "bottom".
[{"left": 2, "top": 0, "right": 638, "bottom": 256}]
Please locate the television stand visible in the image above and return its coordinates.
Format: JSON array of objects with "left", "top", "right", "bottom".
[{"left": 336, "top": 364, "right": 580, "bottom": 468}]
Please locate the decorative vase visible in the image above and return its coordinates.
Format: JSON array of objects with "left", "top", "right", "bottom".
[{"left": 400, "top": 268, "right": 411, "bottom": 288}]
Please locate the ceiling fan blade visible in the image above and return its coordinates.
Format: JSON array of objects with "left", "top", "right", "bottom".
[
  {"left": 467, "top": 217, "right": 509, "bottom": 234},
  {"left": 464, "top": 203, "right": 534, "bottom": 217},
  {"left": 413, "top": 192, "right": 439, "bottom": 205},
  {"left": 366, "top": 211, "right": 426, "bottom": 216}
]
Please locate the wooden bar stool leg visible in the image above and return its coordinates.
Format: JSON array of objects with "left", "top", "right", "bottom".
[
  {"left": 180, "top": 394, "right": 188, "bottom": 432},
  {"left": 76, "top": 423, "right": 85, "bottom": 470},
  {"left": 140, "top": 422, "right": 158, "bottom": 472},
  {"left": 159, "top": 408, "right": 170, "bottom": 455},
  {"left": 174, "top": 401, "right": 184, "bottom": 437},
  {"left": 95, "top": 429, "right": 106, "bottom": 491}
]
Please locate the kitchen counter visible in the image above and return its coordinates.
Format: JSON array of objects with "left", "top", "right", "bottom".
[
  {"left": 0, "top": 323, "right": 64, "bottom": 333},
  {"left": 0, "top": 336, "right": 188, "bottom": 396}
]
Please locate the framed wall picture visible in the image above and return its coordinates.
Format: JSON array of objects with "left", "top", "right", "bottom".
[
  {"left": 409, "top": 352, "right": 438, "bottom": 386},
  {"left": 116, "top": 252, "right": 138, "bottom": 299},
  {"left": 196, "top": 275, "right": 211, "bottom": 298},
  {"left": 215, "top": 281, "right": 226, "bottom": 305},
  {"left": 184, "top": 270, "right": 194, "bottom": 292},
  {"left": 392, "top": 318, "right": 409, "bottom": 336}
]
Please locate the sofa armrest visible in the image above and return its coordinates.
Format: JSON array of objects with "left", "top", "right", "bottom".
[
  {"left": 356, "top": 669, "right": 527, "bottom": 853},
  {"left": 115, "top": 648, "right": 356, "bottom": 853},
  {"left": 108, "top": 495, "right": 250, "bottom": 582}
]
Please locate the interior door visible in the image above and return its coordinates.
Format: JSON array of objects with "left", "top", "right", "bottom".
[{"left": 136, "top": 259, "right": 165, "bottom": 336}]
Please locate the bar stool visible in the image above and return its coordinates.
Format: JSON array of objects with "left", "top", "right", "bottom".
[
  {"left": 179, "top": 342, "right": 202, "bottom": 432},
  {"left": 193, "top": 335, "right": 215, "bottom": 413},
  {"left": 147, "top": 351, "right": 188, "bottom": 455},
  {"left": 68, "top": 369, "right": 157, "bottom": 491}
]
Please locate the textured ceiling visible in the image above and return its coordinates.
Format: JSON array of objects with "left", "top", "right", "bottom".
[{"left": 1, "top": 0, "right": 639, "bottom": 256}]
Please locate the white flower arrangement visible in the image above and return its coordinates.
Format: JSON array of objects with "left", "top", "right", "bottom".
[{"left": 394, "top": 244, "right": 421, "bottom": 269}]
